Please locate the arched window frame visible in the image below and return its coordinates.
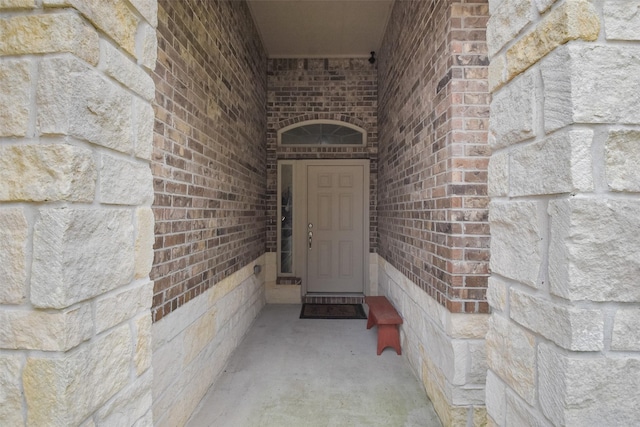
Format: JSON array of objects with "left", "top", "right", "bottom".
[{"left": 277, "top": 119, "right": 367, "bottom": 147}]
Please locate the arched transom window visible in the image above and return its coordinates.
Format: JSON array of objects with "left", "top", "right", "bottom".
[{"left": 278, "top": 120, "right": 366, "bottom": 146}]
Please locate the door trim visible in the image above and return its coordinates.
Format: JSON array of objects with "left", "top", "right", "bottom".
[{"left": 286, "top": 159, "right": 370, "bottom": 297}]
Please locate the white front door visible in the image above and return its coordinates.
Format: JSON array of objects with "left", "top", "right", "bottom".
[{"left": 306, "top": 164, "right": 365, "bottom": 293}]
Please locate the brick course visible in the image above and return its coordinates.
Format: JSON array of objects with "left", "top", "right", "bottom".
[
  {"left": 151, "top": 0, "right": 267, "bottom": 321},
  {"left": 378, "top": 0, "right": 490, "bottom": 314}
]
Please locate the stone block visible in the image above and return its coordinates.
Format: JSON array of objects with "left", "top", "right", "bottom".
[
  {"left": 451, "top": 340, "right": 471, "bottom": 387},
  {"left": 421, "top": 313, "right": 465, "bottom": 386},
  {"left": 31, "top": 208, "right": 134, "bottom": 309},
  {"left": 487, "top": 151, "right": 508, "bottom": 197},
  {"left": 539, "top": 48, "right": 573, "bottom": 133},
  {"left": 0, "top": 208, "right": 28, "bottom": 304},
  {"left": 510, "top": 288, "right": 603, "bottom": 351},
  {"left": 135, "top": 313, "right": 152, "bottom": 375},
  {"left": 505, "top": 392, "right": 552, "bottom": 427},
  {"left": 0, "top": 59, "right": 30, "bottom": 137},
  {"left": 506, "top": 0, "right": 600, "bottom": 79},
  {"left": 134, "top": 97, "right": 155, "bottom": 160},
  {"left": 0, "top": 304, "right": 92, "bottom": 351},
  {"left": 542, "top": 45, "right": 640, "bottom": 132},
  {"left": 534, "top": 0, "right": 557, "bottom": 13},
  {"left": 100, "top": 155, "right": 153, "bottom": 205},
  {"left": 129, "top": 0, "right": 157, "bottom": 27},
  {"left": 215, "top": 285, "right": 245, "bottom": 332},
  {"left": 510, "top": 130, "right": 593, "bottom": 196},
  {"left": 0, "top": 354, "right": 23, "bottom": 426},
  {"left": 95, "top": 280, "right": 152, "bottom": 333},
  {"left": 474, "top": 407, "right": 487, "bottom": 427},
  {"left": 488, "top": 54, "right": 506, "bottom": 92},
  {"left": 447, "top": 313, "right": 490, "bottom": 339},
  {"left": 489, "top": 201, "right": 543, "bottom": 288},
  {"left": 0, "top": 144, "right": 96, "bottom": 202},
  {"left": 138, "top": 22, "right": 158, "bottom": 71},
  {"left": 612, "top": 307, "right": 640, "bottom": 351},
  {"left": 37, "top": 56, "right": 133, "bottom": 154},
  {"left": 133, "top": 411, "right": 153, "bottom": 427},
  {"left": 151, "top": 330, "right": 183, "bottom": 402},
  {"left": 604, "top": 1, "right": 640, "bottom": 41},
  {"left": 489, "top": 72, "right": 536, "bottom": 150},
  {"left": 468, "top": 340, "right": 488, "bottom": 384},
  {"left": 488, "top": 0, "right": 502, "bottom": 15},
  {"left": 95, "top": 372, "right": 152, "bottom": 427},
  {"left": 0, "top": 0, "right": 35, "bottom": 8},
  {"left": 152, "top": 288, "right": 209, "bottom": 351},
  {"left": 486, "top": 314, "right": 536, "bottom": 404},
  {"left": 485, "top": 370, "right": 506, "bottom": 426},
  {"left": 421, "top": 356, "right": 470, "bottom": 427},
  {"left": 0, "top": 12, "right": 99, "bottom": 64},
  {"left": 549, "top": 198, "right": 640, "bottom": 302},
  {"left": 486, "top": 0, "right": 533, "bottom": 58},
  {"left": 100, "top": 40, "right": 155, "bottom": 101},
  {"left": 209, "top": 266, "right": 249, "bottom": 306},
  {"left": 80, "top": 417, "right": 96, "bottom": 427},
  {"left": 135, "top": 208, "right": 155, "bottom": 279},
  {"left": 183, "top": 307, "right": 217, "bottom": 366},
  {"left": 538, "top": 343, "right": 640, "bottom": 426},
  {"left": 487, "top": 276, "right": 508, "bottom": 312},
  {"left": 67, "top": 0, "right": 139, "bottom": 56},
  {"left": 23, "top": 325, "right": 132, "bottom": 426},
  {"left": 605, "top": 129, "right": 640, "bottom": 192}
]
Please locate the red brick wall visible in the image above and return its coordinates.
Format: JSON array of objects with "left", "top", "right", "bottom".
[
  {"left": 378, "top": 0, "right": 490, "bottom": 313},
  {"left": 151, "top": 0, "right": 267, "bottom": 321},
  {"left": 266, "top": 58, "right": 378, "bottom": 253}
]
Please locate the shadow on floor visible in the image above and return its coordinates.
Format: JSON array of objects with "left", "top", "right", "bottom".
[{"left": 186, "top": 304, "right": 442, "bottom": 427}]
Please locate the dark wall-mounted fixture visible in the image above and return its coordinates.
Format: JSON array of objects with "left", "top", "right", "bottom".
[{"left": 368, "top": 51, "right": 376, "bottom": 64}]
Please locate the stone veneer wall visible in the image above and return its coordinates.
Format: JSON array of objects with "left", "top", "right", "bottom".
[
  {"left": 151, "top": 0, "right": 267, "bottom": 322},
  {"left": 152, "top": 258, "right": 265, "bottom": 426},
  {"left": 0, "top": 0, "right": 156, "bottom": 425},
  {"left": 486, "top": 0, "right": 640, "bottom": 426},
  {"left": 150, "top": 1, "right": 267, "bottom": 425},
  {"left": 377, "top": 1, "right": 490, "bottom": 425},
  {"left": 266, "top": 58, "right": 378, "bottom": 255}
]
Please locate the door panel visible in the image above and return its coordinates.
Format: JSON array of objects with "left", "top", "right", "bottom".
[
  {"left": 339, "top": 193, "right": 353, "bottom": 230},
  {"left": 307, "top": 165, "right": 364, "bottom": 293}
]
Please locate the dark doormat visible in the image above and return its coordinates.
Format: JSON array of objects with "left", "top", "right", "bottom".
[{"left": 299, "top": 303, "right": 367, "bottom": 319}]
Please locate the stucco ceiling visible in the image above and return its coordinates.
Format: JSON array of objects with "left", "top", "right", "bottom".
[{"left": 246, "top": 0, "right": 395, "bottom": 58}]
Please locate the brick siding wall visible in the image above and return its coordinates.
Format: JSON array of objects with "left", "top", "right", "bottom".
[
  {"left": 151, "top": 0, "right": 267, "bottom": 321},
  {"left": 266, "top": 58, "right": 378, "bottom": 253},
  {"left": 378, "top": 0, "right": 490, "bottom": 313}
]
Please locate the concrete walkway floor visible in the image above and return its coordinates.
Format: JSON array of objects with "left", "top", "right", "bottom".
[{"left": 186, "top": 304, "right": 442, "bottom": 427}]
